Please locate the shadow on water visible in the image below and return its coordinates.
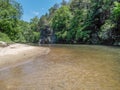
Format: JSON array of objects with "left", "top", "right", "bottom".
[{"left": 0, "top": 45, "right": 120, "bottom": 90}]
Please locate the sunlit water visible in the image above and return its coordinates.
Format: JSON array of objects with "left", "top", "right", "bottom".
[{"left": 0, "top": 45, "right": 120, "bottom": 90}]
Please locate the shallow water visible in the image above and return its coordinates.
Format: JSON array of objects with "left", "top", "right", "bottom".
[{"left": 0, "top": 45, "right": 120, "bottom": 90}]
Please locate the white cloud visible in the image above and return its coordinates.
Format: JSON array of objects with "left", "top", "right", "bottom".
[
  {"left": 41, "top": 8, "right": 44, "bottom": 10},
  {"left": 32, "top": 11, "right": 40, "bottom": 16},
  {"left": 65, "top": 0, "right": 69, "bottom": 2}
]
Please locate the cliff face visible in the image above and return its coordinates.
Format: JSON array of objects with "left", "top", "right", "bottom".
[{"left": 39, "top": 27, "right": 56, "bottom": 44}]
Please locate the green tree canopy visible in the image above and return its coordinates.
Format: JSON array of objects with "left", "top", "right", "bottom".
[{"left": 52, "top": 6, "right": 72, "bottom": 43}]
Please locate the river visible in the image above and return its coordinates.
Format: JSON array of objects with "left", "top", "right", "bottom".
[{"left": 0, "top": 45, "right": 120, "bottom": 90}]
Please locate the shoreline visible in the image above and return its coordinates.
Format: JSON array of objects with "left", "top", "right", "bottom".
[{"left": 0, "top": 43, "right": 50, "bottom": 67}]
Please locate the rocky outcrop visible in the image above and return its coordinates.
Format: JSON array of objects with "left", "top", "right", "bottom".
[
  {"left": 90, "top": 33, "right": 100, "bottom": 44},
  {"left": 39, "top": 26, "right": 55, "bottom": 44},
  {"left": 39, "top": 27, "right": 51, "bottom": 44}
]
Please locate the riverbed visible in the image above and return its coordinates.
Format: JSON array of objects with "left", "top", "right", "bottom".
[{"left": 0, "top": 45, "right": 120, "bottom": 90}]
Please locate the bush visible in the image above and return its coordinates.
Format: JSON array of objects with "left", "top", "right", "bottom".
[
  {"left": 0, "top": 32, "right": 12, "bottom": 43},
  {"left": 33, "top": 32, "right": 40, "bottom": 43}
]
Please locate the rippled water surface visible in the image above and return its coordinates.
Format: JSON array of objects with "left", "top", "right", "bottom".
[{"left": 0, "top": 45, "right": 120, "bottom": 90}]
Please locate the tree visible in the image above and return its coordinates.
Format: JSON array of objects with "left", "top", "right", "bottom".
[
  {"left": 30, "top": 16, "right": 39, "bottom": 32},
  {"left": 38, "top": 15, "right": 48, "bottom": 30},
  {"left": 112, "top": 1, "right": 120, "bottom": 44},
  {"left": 29, "top": 16, "right": 40, "bottom": 43},
  {"left": 0, "top": 0, "right": 23, "bottom": 41},
  {"left": 52, "top": 6, "right": 72, "bottom": 43},
  {"left": 68, "top": 0, "right": 91, "bottom": 43},
  {"left": 61, "top": 0, "right": 67, "bottom": 6},
  {"left": 82, "top": 0, "right": 115, "bottom": 44},
  {"left": 48, "top": 3, "right": 59, "bottom": 22},
  {"left": 37, "top": 0, "right": 120, "bottom": 45}
]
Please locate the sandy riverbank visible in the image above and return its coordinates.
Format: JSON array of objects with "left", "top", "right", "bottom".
[{"left": 0, "top": 44, "right": 50, "bottom": 67}]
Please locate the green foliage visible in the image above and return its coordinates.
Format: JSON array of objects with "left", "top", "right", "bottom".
[
  {"left": 52, "top": 6, "right": 72, "bottom": 31},
  {"left": 113, "top": 2, "right": 120, "bottom": 20},
  {"left": 37, "top": 0, "right": 119, "bottom": 45},
  {"left": 32, "top": 32, "right": 40, "bottom": 43},
  {"left": 111, "top": 1, "right": 120, "bottom": 43},
  {"left": 52, "top": 6, "right": 72, "bottom": 42},
  {"left": 99, "top": 20, "right": 115, "bottom": 41},
  {"left": 0, "top": 32, "right": 12, "bottom": 43},
  {"left": 0, "top": 0, "right": 23, "bottom": 41},
  {"left": 38, "top": 15, "right": 48, "bottom": 30},
  {"left": 0, "top": 0, "right": 119, "bottom": 45},
  {"left": 76, "top": 29, "right": 90, "bottom": 42},
  {"left": 61, "top": 0, "right": 67, "bottom": 6},
  {"left": 0, "top": 0, "right": 40, "bottom": 44},
  {"left": 30, "top": 16, "right": 39, "bottom": 31},
  {"left": 48, "top": 3, "right": 59, "bottom": 20}
]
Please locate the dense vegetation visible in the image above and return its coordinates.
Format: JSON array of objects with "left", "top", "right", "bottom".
[
  {"left": 0, "top": 0, "right": 120, "bottom": 45},
  {"left": 39, "top": 0, "right": 120, "bottom": 45},
  {"left": 0, "top": 0, "right": 39, "bottom": 43}
]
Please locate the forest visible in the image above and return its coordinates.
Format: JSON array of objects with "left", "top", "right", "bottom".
[{"left": 0, "top": 0, "right": 120, "bottom": 45}]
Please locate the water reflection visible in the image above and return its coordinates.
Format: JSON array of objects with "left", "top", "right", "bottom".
[{"left": 0, "top": 45, "right": 120, "bottom": 90}]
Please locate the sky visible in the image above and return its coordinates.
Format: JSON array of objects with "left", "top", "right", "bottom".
[{"left": 16, "top": 0, "right": 69, "bottom": 22}]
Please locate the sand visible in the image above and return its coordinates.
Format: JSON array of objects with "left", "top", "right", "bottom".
[{"left": 0, "top": 44, "right": 50, "bottom": 67}]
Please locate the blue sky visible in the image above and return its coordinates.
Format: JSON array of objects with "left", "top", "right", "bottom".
[{"left": 16, "top": 0, "right": 69, "bottom": 22}]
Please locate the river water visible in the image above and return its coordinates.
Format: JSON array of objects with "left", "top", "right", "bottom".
[{"left": 0, "top": 45, "right": 120, "bottom": 90}]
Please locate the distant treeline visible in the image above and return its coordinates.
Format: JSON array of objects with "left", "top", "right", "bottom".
[
  {"left": 0, "top": 0, "right": 120, "bottom": 45},
  {"left": 39, "top": 0, "right": 120, "bottom": 45}
]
